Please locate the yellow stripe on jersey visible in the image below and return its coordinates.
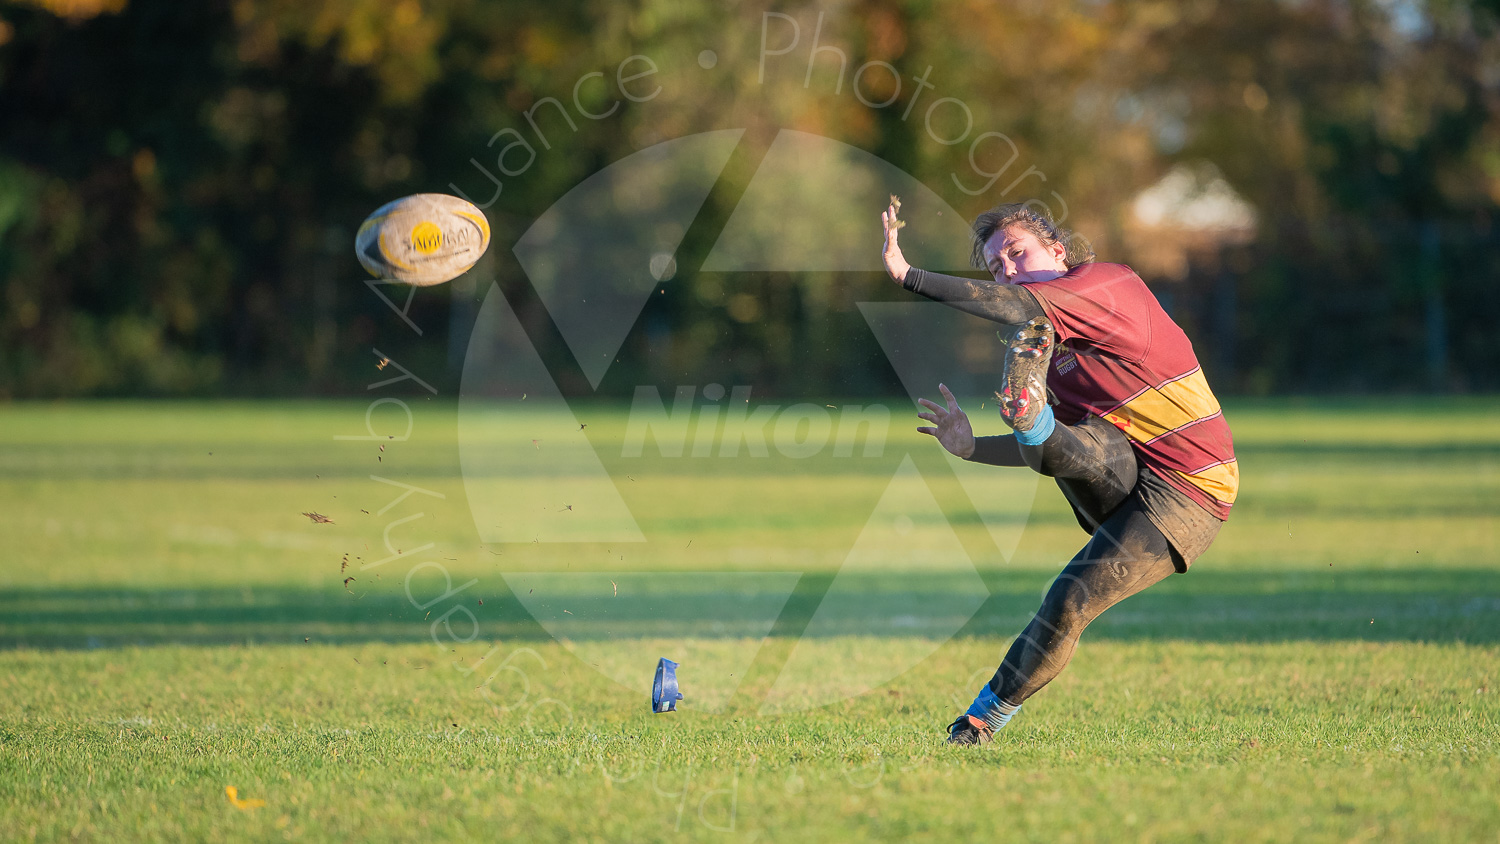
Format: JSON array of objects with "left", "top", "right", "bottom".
[
  {"left": 1174, "top": 460, "right": 1240, "bottom": 505},
  {"left": 1101, "top": 369, "right": 1222, "bottom": 444}
]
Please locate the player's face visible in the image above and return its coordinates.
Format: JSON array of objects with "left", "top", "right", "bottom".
[{"left": 982, "top": 225, "right": 1069, "bottom": 285}]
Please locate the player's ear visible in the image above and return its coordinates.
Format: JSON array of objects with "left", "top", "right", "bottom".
[{"left": 1049, "top": 238, "right": 1068, "bottom": 267}]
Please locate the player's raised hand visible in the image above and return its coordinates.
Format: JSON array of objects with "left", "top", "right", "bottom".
[
  {"left": 881, "top": 196, "right": 911, "bottom": 283},
  {"left": 916, "top": 383, "right": 975, "bottom": 459}
]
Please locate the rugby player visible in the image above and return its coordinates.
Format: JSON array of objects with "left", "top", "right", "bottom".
[{"left": 880, "top": 201, "right": 1238, "bottom": 745}]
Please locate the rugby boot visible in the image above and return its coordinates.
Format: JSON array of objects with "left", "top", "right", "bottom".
[
  {"left": 944, "top": 714, "right": 994, "bottom": 746},
  {"left": 995, "top": 317, "right": 1056, "bottom": 434}
]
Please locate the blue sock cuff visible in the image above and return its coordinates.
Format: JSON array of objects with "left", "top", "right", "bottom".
[
  {"left": 1013, "top": 404, "right": 1055, "bottom": 446},
  {"left": 966, "top": 685, "right": 1003, "bottom": 720},
  {"left": 966, "top": 684, "right": 1022, "bottom": 732}
]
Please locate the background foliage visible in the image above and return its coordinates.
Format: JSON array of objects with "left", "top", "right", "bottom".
[{"left": 2, "top": 0, "right": 1499, "bottom": 398}]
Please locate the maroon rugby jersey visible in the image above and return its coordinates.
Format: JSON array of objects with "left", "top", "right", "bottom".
[{"left": 1018, "top": 262, "right": 1238, "bottom": 520}]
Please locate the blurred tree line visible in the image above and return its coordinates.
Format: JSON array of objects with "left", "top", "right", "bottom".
[{"left": 1, "top": 0, "right": 1498, "bottom": 398}]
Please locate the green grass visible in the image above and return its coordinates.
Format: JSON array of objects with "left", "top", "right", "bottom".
[{"left": 2, "top": 398, "right": 1499, "bottom": 842}]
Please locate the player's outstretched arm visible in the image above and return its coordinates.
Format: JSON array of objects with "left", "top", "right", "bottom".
[
  {"left": 880, "top": 200, "right": 1044, "bottom": 325},
  {"left": 917, "top": 384, "right": 1027, "bottom": 466},
  {"left": 902, "top": 268, "right": 1044, "bottom": 326}
]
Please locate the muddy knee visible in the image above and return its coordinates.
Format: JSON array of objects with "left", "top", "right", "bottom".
[{"left": 1033, "top": 576, "right": 1094, "bottom": 641}]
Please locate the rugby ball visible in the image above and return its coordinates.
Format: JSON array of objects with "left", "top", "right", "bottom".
[{"left": 355, "top": 193, "right": 491, "bottom": 285}]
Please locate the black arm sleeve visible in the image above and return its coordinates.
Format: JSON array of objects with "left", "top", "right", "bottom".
[
  {"left": 901, "top": 268, "right": 1046, "bottom": 325},
  {"left": 966, "top": 434, "right": 1027, "bottom": 467}
]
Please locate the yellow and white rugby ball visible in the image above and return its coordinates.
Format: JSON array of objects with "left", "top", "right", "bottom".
[{"left": 355, "top": 193, "right": 491, "bottom": 286}]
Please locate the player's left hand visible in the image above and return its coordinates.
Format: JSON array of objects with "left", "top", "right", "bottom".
[{"left": 916, "top": 383, "right": 975, "bottom": 459}]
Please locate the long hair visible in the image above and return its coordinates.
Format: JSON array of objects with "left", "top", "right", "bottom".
[{"left": 969, "top": 203, "right": 1095, "bottom": 269}]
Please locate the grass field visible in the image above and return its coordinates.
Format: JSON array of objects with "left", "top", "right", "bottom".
[{"left": 2, "top": 398, "right": 1499, "bottom": 842}]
